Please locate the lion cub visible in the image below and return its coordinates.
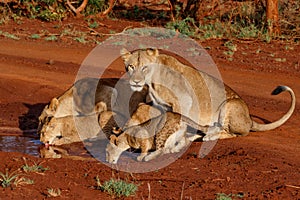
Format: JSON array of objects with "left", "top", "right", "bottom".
[{"left": 106, "top": 109, "right": 218, "bottom": 164}]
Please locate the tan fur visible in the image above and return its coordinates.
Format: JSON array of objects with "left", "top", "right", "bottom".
[
  {"left": 121, "top": 48, "right": 296, "bottom": 141},
  {"left": 39, "top": 109, "right": 127, "bottom": 146},
  {"left": 39, "top": 114, "right": 100, "bottom": 145},
  {"left": 37, "top": 78, "right": 117, "bottom": 134},
  {"left": 38, "top": 77, "right": 149, "bottom": 139},
  {"left": 39, "top": 146, "right": 96, "bottom": 161},
  {"left": 105, "top": 109, "right": 214, "bottom": 164},
  {"left": 99, "top": 110, "right": 127, "bottom": 139},
  {"left": 123, "top": 103, "right": 162, "bottom": 128}
]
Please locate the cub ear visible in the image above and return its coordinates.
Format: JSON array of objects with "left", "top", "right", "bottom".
[
  {"left": 49, "top": 98, "right": 59, "bottom": 113},
  {"left": 95, "top": 101, "right": 107, "bottom": 113},
  {"left": 112, "top": 127, "right": 123, "bottom": 135},
  {"left": 146, "top": 48, "right": 159, "bottom": 57},
  {"left": 109, "top": 135, "right": 118, "bottom": 145},
  {"left": 120, "top": 48, "right": 131, "bottom": 61}
]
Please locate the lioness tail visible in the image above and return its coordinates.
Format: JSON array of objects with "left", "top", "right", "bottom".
[{"left": 251, "top": 86, "right": 296, "bottom": 132}]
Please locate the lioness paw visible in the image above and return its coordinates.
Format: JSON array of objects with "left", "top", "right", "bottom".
[{"left": 203, "top": 132, "right": 221, "bottom": 141}]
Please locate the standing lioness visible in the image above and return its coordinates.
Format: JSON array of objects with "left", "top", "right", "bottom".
[{"left": 121, "top": 48, "right": 296, "bottom": 141}]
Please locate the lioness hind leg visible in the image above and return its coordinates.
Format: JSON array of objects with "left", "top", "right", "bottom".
[
  {"left": 203, "top": 129, "right": 236, "bottom": 141},
  {"left": 203, "top": 99, "right": 252, "bottom": 141}
]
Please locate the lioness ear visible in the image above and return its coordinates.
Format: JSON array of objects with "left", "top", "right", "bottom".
[
  {"left": 110, "top": 135, "right": 118, "bottom": 145},
  {"left": 120, "top": 48, "right": 131, "bottom": 61},
  {"left": 146, "top": 48, "right": 159, "bottom": 56},
  {"left": 49, "top": 98, "right": 59, "bottom": 112}
]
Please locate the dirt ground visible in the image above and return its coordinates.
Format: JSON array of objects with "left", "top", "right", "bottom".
[{"left": 0, "top": 17, "right": 300, "bottom": 199}]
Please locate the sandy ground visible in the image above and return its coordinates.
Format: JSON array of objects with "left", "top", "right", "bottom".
[{"left": 0, "top": 18, "right": 299, "bottom": 199}]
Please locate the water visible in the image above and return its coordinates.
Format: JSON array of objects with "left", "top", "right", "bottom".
[
  {"left": 0, "top": 136, "right": 42, "bottom": 157},
  {"left": 0, "top": 127, "right": 43, "bottom": 157},
  {"left": 0, "top": 132, "right": 98, "bottom": 159}
]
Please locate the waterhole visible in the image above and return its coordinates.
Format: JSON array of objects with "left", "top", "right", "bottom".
[{"left": 0, "top": 135, "right": 42, "bottom": 157}]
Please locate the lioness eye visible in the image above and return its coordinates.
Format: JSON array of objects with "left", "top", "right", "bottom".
[
  {"left": 142, "top": 66, "right": 148, "bottom": 72},
  {"left": 127, "top": 65, "right": 135, "bottom": 71}
]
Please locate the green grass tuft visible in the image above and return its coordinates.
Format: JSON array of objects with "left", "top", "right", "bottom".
[
  {"left": 22, "top": 161, "right": 49, "bottom": 173},
  {"left": 0, "top": 169, "right": 19, "bottom": 188},
  {"left": 97, "top": 177, "right": 138, "bottom": 197}
]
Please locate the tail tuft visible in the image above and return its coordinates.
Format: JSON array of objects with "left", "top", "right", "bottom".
[{"left": 271, "top": 86, "right": 288, "bottom": 95}]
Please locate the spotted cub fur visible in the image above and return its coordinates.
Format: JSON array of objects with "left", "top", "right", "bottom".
[{"left": 106, "top": 110, "right": 218, "bottom": 164}]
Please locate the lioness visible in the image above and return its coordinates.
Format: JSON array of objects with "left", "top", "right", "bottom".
[
  {"left": 105, "top": 110, "right": 220, "bottom": 164},
  {"left": 37, "top": 78, "right": 117, "bottom": 133},
  {"left": 40, "top": 103, "right": 130, "bottom": 146},
  {"left": 121, "top": 48, "right": 296, "bottom": 141},
  {"left": 38, "top": 77, "right": 149, "bottom": 136},
  {"left": 40, "top": 114, "right": 100, "bottom": 145}
]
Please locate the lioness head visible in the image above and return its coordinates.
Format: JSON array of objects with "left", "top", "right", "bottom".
[
  {"left": 37, "top": 98, "right": 61, "bottom": 135},
  {"left": 121, "top": 48, "right": 159, "bottom": 92},
  {"left": 39, "top": 116, "right": 67, "bottom": 145},
  {"left": 39, "top": 115, "right": 87, "bottom": 146}
]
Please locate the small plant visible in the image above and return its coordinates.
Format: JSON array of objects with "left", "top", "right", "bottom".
[
  {"left": 84, "top": 0, "right": 106, "bottom": 16},
  {"left": 0, "top": 31, "right": 20, "bottom": 40},
  {"left": 216, "top": 193, "right": 244, "bottom": 200},
  {"left": 45, "top": 35, "right": 58, "bottom": 41},
  {"left": 22, "top": 161, "right": 49, "bottom": 173},
  {"left": 47, "top": 188, "right": 61, "bottom": 197},
  {"left": 224, "top": 41, "right": 237, "bottom": 52},
  {"left": 74, "top": 36, "right": 87, "bottom": 43},
  {"left": 165, "top": 17, "right": 196, "bottom": 36},
  {"left": 15, "top": 177, "right": 34, "bottom": 186},
  {"left": 0, "top": 169, "right": 20, "bottom": 188},
  {"left": 196, "top": 21, "right": 227, "bottom": 40},
  {"left": 88, "top": 20, "right": 99, "bottom": 29},
  {"left": 96, "top": 177, "right": 138, "bottom": 198},
  {"left": 216, "top": 193, "right": 233, "bottom": 200},
  {"left": 274, "top": 58, "right": 286, "bottom": 62},
  {"left": 30, "top": 34, "right": 41, "bottom": 39}
]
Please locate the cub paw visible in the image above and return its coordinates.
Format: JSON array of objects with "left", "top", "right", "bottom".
[
  {"left": 136, "top": 155, "right": 145, "bottom": 162},
  {"left": 144, "top": 155, "right": 154, "bottom": 162}
]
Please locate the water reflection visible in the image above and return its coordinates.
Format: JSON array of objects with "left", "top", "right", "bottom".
[
  {"left": 0, "top": 135, "right": 101, "bottom": 160},
  {"left": 0, "top": 136, "right": 42, "bottom": 157}
]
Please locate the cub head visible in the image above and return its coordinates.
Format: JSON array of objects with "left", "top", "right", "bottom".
[
  {"left": 121, "top": 48, "right": 159, "bottom": 92},
  {"left": 105, "top": 134, "right": 129, "bottom": 164}
]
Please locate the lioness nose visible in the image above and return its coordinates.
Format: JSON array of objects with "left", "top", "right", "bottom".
[{"left": 133, "top": 79, "right": 140, "bottom": 84}]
